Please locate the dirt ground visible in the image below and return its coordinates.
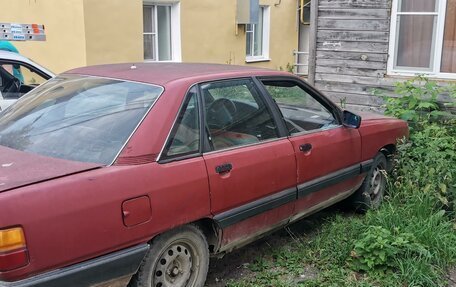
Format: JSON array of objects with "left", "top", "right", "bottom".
[
  {"left": 448, "top": 268, "right": 456, "bottom": 287},
  {"left": 205, "top": 229, "right": 289, "bottom": 286},
  {"left": 204, "top": 211, "right": 331, "bottom": 287}
]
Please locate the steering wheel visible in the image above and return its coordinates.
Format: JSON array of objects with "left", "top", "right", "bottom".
[
  {"left": 206, "top": 98, "right": 237, "bottom": 129},
  {"left": 3, "top": 77, "right": 22, "bottom": 96}
]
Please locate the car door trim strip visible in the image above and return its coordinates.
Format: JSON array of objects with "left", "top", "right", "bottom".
[
  {"left": 360, "top": 159, "right": 374, "bottom": 174},
  {"left": 298, "top": 159, "right": 373, "bottom": 198},
  {"left": 214, "top": 159, "right": 374, "bottom": 228},
  {"left": 213, "top": 187, "right": 297, "bottom": 228},
  {"left": 298, "top": 164, "right": 361, "bottom": 198}
]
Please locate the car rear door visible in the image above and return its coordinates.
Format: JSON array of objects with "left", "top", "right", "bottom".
[
  {"left": 200, "top": 78, "right": 297, "bottom": 251},
  {"left": 259, "top": 78, "right": 364, "bottom": 221}
]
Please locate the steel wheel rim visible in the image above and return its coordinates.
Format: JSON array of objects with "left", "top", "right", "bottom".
[
  {"left": 153, "top": 240, "right": 200, "bottom": 287},
  {"left": 369, "top": 165, "right": 385, "bottom": 204}
]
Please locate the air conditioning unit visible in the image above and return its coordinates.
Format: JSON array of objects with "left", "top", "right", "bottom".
[{"left": 236, "top": 0, "right": 260, "bottom": 24}]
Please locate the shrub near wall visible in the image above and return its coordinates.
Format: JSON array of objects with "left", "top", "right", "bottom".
[{"left": 344, "top": 77, "right": 456, "bottom": 286}]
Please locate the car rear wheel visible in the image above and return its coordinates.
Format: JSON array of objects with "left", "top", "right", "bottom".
[
  {"left": 129, "top": 225, "right": 209, "bottom": 287},
  {"left": 351, "top": 153, "right": 388, "bottom": 212}
]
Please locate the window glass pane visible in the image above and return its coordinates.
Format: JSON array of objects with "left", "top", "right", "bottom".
[
  {"left": 143, "top": 5, "right": 155, "bottom": 60},
  {"left": 0, "top": 63, "right": 21, "bottom": 99},
  {"left": 143, "top": 6, "right": 154, "bottom": 33},
  {"left": 144, "top": 34, "right": 155, "bottom": 60},
  {"left": 253, "top": 8, "right": 264, "bottom": 56},
  {"left": 157, "top": 6, "right": 172, "bottom": 61},
  {"left": 0, "top": 75, "right": 162, "bottom": 164},
  {"left": 400, "top": 0, "right": 437, "bottom": 12},
  {"left": 246, "top": 25, "right": 253, "bottom": 57},
  {"left": 0, "top": 63, "right": 46, "bottom": 100},
  {"left": 201, "top": 79, "right": 278, "bottom": 151},
  {"left": 395, "top": 15, "right": 436, "bottom": 69},
  {"left": 302, "top": 0, "right": 311, "bottom": 24},
  {"left": 20, "top": 66, "right": 46, "bottom": 86},
  {"left": 441, "top": 0, "right": 456, "bottom": 73},
  {"left": 262, "top": 81, "right": 337, "bottom": 134},
  {"left": 164, "top": 87, "right": 200, "bottom": 158}
]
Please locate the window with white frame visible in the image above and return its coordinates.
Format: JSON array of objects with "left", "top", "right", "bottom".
[
  {"left": 246, "top": 6, "right": 270, "bottom": 62},
  {"left": 143, "top": 3, "right": 181, "bottom": 62},
  {"left": 389, "top": 0, "right": 456, "bottom": 77}
]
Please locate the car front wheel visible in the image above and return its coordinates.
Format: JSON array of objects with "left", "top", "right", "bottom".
[
  {"left": 352, "top": 152, "right": 388, "bottom": 212},
  {"left": 129, "top": 225, "right": 209, "bottom": 287}
]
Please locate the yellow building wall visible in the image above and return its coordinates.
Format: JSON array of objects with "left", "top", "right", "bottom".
[
  {"left": 0, "top": 0, "right": 87, "bottom": 74},
  {"left": 257, "top": 0, "right": 298, "bottom": 70},
  {"left": 83, "top": 0, "right": 144, "bottom": 66},
  {"left": 179, "top": 0, "right": 298, "bottom": 70},
  {"left": 0, "top": 0, "right": 298, "bottom": 73}
]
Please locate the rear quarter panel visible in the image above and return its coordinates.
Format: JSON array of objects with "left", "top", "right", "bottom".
[{"left": 0, "top": 160, "right": 210, "bottom": 281}]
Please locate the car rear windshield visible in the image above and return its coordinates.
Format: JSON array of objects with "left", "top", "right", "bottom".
[{"left": 0, "top": 74, "right": 163, "bottom": 165}]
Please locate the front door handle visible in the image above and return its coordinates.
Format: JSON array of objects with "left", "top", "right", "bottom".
[
  {"left": 299, "top": 143, "right": 312, "bottom": 152},
  {"left": 215, "top": 163, "right": 233, "bottom": 174}
]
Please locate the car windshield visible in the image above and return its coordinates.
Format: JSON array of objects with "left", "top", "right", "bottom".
[{"left": 0, "top": 74, "right": 163, "bottom": 164}]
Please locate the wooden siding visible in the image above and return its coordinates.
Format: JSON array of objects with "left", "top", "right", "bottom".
[{"left": 314, "top": 0, "right": 393, "bottom": 112}]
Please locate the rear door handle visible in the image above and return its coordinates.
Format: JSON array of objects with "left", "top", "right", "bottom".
[
  {"left": 299, "top": 143, "right": 312, "bottom": 152},
  {"left": 215, "top": 163, "right": 233, "bottom": 174}
]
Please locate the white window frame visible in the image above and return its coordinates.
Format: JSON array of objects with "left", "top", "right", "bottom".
[
  {"left": 245, "top": 6, "right": 270, "bottom": 63},
  {"left": 388, "top": 0, "right": 454, "bottom": 79},
  {"left": 143, "top": 1, "right": 181, "bottom": 62}
]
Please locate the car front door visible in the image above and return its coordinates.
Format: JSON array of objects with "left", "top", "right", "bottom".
[
  {"left": 260, "top": 78, "right": 364, "bottom": 220},
  {"left": 200, "top": 78, "right": 297, "bottom": 251}
]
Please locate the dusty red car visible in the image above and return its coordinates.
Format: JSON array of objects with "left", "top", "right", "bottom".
[{"left": 0, "top": 63, "right": 408, "bottom": 287}]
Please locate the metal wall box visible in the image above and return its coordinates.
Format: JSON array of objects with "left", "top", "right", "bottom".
[
  {"left": 0, "top": 23, "right": 46, "bottom": 41},
  {"left": 236, "top": 0, "right": 260, "bottom": 24}
]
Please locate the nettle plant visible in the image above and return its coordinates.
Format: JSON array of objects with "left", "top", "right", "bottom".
[
  {"left": 381, "top": 75, "right": 456, "bottom": 126},
  {"left": 380, "top": 76, "right": 456, "bottom": 212},
  {"left": 347, "top": 77, "right": 456, "bottom": 279},
  {"left": 348, "top": 226, "right": 430, "bottom": 273}
]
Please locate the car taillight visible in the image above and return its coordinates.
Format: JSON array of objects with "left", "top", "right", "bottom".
[{"left": 0, "top": 227, "right": 29, "bottom": 271}]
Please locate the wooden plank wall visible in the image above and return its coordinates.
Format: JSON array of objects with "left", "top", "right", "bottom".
[{"left": 314, "top": 0, "right": 393, "bottom": 112}]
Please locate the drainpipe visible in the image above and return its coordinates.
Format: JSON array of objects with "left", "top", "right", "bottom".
[{"left": 307, "top": 0, "right": 318, "bottom": 85}]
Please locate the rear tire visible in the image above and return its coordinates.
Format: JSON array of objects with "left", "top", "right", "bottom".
[
  {"left": 351, "top": 153, "right": 388, "bottom": 213},
  {"left": 129, "top": 225, "right": 209, "bottom": 287}
]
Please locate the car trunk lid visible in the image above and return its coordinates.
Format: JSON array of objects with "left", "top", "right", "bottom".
[{"left": 0, "top": 145, "right": 102, "bottom": 192}]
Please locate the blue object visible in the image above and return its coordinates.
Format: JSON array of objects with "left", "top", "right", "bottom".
[{"left": 0, "top": 41, "right": 24, "bottom": 82}]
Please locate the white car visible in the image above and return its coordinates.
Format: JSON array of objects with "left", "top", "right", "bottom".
[{"left": 0, "top": 50, "right": 54, "bottom": 111}]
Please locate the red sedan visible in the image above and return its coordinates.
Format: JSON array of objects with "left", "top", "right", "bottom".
[{"left": 0, "top": 63, "right": 408, "bottom": 287}]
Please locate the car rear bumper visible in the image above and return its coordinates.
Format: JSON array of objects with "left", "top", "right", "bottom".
[{"left": 0, "top": 244, "right": 149, "bottom": 287}]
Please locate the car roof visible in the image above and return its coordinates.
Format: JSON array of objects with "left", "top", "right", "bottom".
[
  {"left": 0, "top": 50, "right": 55, "bottom": 77},
  {"left": 66, "top": 62, "right": 291, "bottom": 86},
  {"left": 0, "top": 50, "right": 31, "bottom": 62}
]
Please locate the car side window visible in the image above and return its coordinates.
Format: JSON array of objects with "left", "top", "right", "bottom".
[
  {"left": 0, "top": 61, "right": 47, "bottom": 100},
  {"left": 262, "top": 80, "right": 338, "bottom": 135},
  {"left": 201, "top": 78, "right": 279, "bottom": 151},
  {"left": 162, "top": 87, "right": 200, "bottom": 158}
]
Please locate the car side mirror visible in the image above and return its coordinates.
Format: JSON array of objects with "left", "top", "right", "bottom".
[{"left": 342, "top": 110, "right": 361, "bottom": 129}]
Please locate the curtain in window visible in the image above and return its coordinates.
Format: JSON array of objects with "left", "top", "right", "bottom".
[
  {"left": 441, "top": 0, "right": 456, "bottom": 73},
  {"left": 400, "top": 0, "right": 436, "bottom": 12},
  {"left": 395, "top": 0, "right": 437, "bottom": 69}
]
